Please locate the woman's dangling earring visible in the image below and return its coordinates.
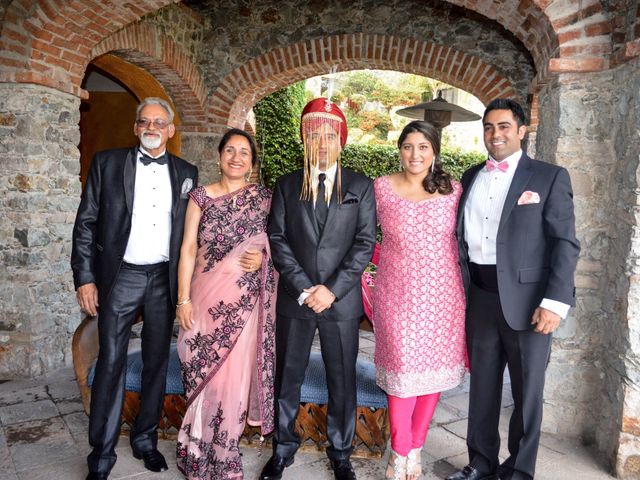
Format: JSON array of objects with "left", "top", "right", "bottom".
[
  {"left": 431, "top": 157, "right": 436, "bottom": 174},
  {"left": 245, "top": 167, "right": 253, "bottom": 183},
  {"left": 217, "top": 161, "right": 222, "bottom": 176}
]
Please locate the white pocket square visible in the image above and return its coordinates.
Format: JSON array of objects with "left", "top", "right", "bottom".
[
  {"left": 517, "top": 190, "right": 540, "bottom": 205},
  {"left": 181, "top": 178, "right": 194, "bottom": 198}
]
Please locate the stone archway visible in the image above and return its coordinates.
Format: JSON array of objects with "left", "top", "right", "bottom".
[
  {"left": 0, "top": 1, "right": 208, "bottom": 377},
  {"left": 0, "top": 0, "right": 180, "bottom": 97},
  {"left": 1, "top": 0, "right": 640, "bottom": 474},
  {"left": 90, "top": 22, "right": 207, "bottom": 130},
  {"left": 209, "top": 35, "right": 520, "bottom": 132}
]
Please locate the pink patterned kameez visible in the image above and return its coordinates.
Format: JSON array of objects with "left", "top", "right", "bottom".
[
  {"left": 176, "top": 185, "right": 277, "bottom": 480},
  {"left": 373, "top": 176, "right": 467, "bottom": 398}
]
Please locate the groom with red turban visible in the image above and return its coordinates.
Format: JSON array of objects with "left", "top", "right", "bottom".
[{"left": 261, "top": 98, "right": 377, "bottom": 480}]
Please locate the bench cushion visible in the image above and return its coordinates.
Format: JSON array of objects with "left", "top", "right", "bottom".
[
  {"left": 300, "top": 352, "right": 387, "bottom": 408},
  {"left": 90, "top": 346, "right": 387, "bottom": 408},
  {"left": 88, "top": 344, "right": 185, "bottom": 395}
]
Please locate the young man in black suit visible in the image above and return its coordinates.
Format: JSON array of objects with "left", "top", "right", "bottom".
[
  {"left": 71, "top": 97, "right": 198, "bottom": 480},
  {"left": 260, "top": 98, "right": 377, "bottom": 480},
  {"left": 447, "top": 99, "right": 580, "bottom": 480}
]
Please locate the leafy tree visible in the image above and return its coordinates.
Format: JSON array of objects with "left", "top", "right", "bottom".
[
  {"left": 339, "top": 71, "right": 386, "bottom": 98},
  {"left": 357, "top": 111, "right": 393, "bottom": 140}
]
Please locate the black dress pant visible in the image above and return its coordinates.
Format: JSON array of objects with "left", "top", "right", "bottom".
[
  {"left": 466, "top": 281, "right": 552, "bottom": 480},
  {"left": 272, "top": 313, "right": 360, "bottom": 461},
  {"left": 87, "top": 262, "right": 174, "bottom": 475}
]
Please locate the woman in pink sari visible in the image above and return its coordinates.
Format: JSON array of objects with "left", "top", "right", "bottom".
[{"left": 175, "top": 128, "right": 277, "bottom": 479}]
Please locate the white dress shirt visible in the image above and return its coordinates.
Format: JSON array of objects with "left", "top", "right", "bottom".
[
  {"left": 464, "top": 149, "right": 570, "bottom": 319},
  {"left": 311, "top": 162, "right": 338, "bottom": 207},
  {"left": 297, "top": 162, "right": 338, "bottom": 305},
  {"left": 123, "top": 147, "right": 172, "bottom": 265}
]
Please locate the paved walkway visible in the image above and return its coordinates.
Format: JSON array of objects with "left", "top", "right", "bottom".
[{"left": 0, "top": 332, "right": 616, "bottom": 479}]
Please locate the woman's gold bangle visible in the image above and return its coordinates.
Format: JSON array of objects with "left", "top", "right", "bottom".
[{"left": 176, "top": 298, "right": 191, "bottom": 308}]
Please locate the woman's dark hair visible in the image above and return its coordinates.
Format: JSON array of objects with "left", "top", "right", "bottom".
[
  {"left": 218, "top": 128, "right": 259, "bottom": 166},
  {"left": 397, "top": 120, "right": 453, "bottom": 195}
]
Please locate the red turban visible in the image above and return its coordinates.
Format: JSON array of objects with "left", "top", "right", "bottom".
[{"left": 300, "top": 98, "right": 348, "bottom": 148}]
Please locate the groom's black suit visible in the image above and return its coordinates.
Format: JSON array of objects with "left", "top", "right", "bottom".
[
  {"left": 267, "top": 167, "right": 376, "bottom": 461},
  {"left": 71, "top": 147, "right": 197, "bottom": 475},
  {"left": 456, "top": 154, "right": 579, "bottom": 479}
]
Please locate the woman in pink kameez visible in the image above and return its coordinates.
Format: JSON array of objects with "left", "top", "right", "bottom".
[
  {"left": 373, "top": 121, "right": 467, "bottom": 480},
  {"left": 175, "top": 129, "right": 277, "bottom": 479}
]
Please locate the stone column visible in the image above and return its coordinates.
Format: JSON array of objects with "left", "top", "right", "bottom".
[
  {"left": 180, "top": 131, "right": 223, "bottom": 185},
  {"left": 536, "top": 57, "right": 640, "bottom": 477},
  {"left": 0, "top": 84, "right": 81, "bottom": 377},
  {"left": 609, "top": 57, "right": 640, "bottom": 479}
]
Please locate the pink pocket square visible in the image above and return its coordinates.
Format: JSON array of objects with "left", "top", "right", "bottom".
[{"left": 517, "top": 191, "right": 540, "bottom": 205}]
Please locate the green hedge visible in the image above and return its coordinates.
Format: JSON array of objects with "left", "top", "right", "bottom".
[
  {"left": 341, "top": 144, "right": 485, "bottom": 181},
  {"left": 255, "top": 86, "right": 486, "bottom": 187},
  {"left": 254, "top": 82, "right": 306, "bottom": 189}
]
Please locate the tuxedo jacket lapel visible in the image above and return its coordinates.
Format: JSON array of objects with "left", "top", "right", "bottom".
[
  {"left": 123, "top": 148, "right": 137, "bottom": 214},
  {"left": 498, "top": 154, "right": 533, "bottom": 232},
  {"left": 168, "top": 154, "right": 180, "bottom": 220},
  {"left": 303, "top": 197, "right": 320, "bottom": 238}
]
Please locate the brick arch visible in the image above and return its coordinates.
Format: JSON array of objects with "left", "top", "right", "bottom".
[
  {"left": 91, "top": 22, "right": 207, "bottom": 130},
  {"left": 0, "top": 0, "right": 179, "bottom": 98},
  {"left": 446, "top": 0, "right": 613, "bottom": 76},
  {"left": 209, "top": 35, "right": 519, "bottom": 132}
]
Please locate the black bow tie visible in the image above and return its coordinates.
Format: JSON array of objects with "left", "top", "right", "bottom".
[{"left": 139, "top": 151, "right": 168, "bottom": 166}]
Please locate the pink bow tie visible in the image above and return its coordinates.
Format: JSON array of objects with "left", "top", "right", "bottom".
[{"left": 486, "top": 159, "right": 509, "bottom": 172}]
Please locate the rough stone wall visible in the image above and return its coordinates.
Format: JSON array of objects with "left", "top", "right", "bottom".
[
  {"left": 183, "top": 0, "right": 535, "bottom": 101},
  {"left": 535, "top": 71, "right": 614, "bottom": 441},
  {"left": 535, "top": 57, "right": 640, "bottom": 477},
  {"left": 180, "top": 132, "right": 221, "bottom": 185},
  {"left": 143, "top": 3, "right": 207, "bottom": 65},
  {"left": 0, "top": 84, "right": 81, "bottom": 377},
  {"left": 609, "top": 57, "right": 640, "bottom": 479}
]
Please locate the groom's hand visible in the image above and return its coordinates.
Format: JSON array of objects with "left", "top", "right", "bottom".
[{"left": 303, "top": 285, "right": 336, "bottom": 313}]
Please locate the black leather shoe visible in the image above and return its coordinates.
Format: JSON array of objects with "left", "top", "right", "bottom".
[
  {"left": 330, "top": 459, "right": 357, "bottom": 480},
  {"left": 259, "top": 455, "right": 294, "bottom": 480},
  {"left": 446, "top": 465, "right": 498, "bottom": 480},
  {"left": 132, "top": 448, "right": 168, "bottom": 472},
  {"left": 86, "top": 473, "right": 108, "bottom": 480}
]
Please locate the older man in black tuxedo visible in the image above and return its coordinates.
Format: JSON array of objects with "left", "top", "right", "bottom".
[
  {"left": 71, "top": 97, "right": 197, "bottom": 480},
  {"left": 447, "top": 99, "right": 580, "bottom": 480},
  {"left": 259, "top": 98, "right": 376, "bottom": 480}
]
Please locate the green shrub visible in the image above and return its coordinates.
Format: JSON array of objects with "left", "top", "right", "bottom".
[{"left": 254, "top": 82, "right": 306, "bottom": 189}]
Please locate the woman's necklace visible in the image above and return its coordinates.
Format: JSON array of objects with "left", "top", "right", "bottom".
[{"left": 219, "top": 180, "right": 247, "bottom": 208}]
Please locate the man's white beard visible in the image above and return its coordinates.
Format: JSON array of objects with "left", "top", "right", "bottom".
[{"left": 140, "top": 133, "right": 162, "bottom": 150}]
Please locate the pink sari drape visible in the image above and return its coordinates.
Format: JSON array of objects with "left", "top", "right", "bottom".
[{"left": 176, "top": 185, "right": 277, "bottom": 480}]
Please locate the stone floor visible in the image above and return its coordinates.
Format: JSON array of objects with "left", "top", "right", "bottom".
[{"left": 0, "top": 331, "right": 616, "bottom": 480}]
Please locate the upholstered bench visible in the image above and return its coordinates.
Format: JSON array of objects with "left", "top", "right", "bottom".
[
  {"left": 79, "top": 318, "right": 389, "bottom": 457},
  {"left": 296, "top": 351, "right": 389, "bottom": 457}
]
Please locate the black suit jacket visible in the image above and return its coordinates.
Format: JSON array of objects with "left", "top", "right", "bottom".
[
  {"left": 456, "top": 154, "right": 580, "bottom": 330},
  {"left": 71, "top": 147, "right": 198, "bottom": 306},
  {"left": 268, "top": 167, "right": 377, "bottom": 320}
]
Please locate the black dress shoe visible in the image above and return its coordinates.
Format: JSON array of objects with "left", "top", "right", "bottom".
[
  {"left": 330, "top": 459, "right": 356, "bottom": 480},
  {"left": 132, "top": 448, "right": 168, "bottom": 472},
  {"left": 446, "top": 465, "right": 498, "bottom": 480},
  {"left": 86, "top": 473, "right": 108, "bottom": 480},
  {"left": 259, "top": 455, "right": 294, "bottom": 480}
]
